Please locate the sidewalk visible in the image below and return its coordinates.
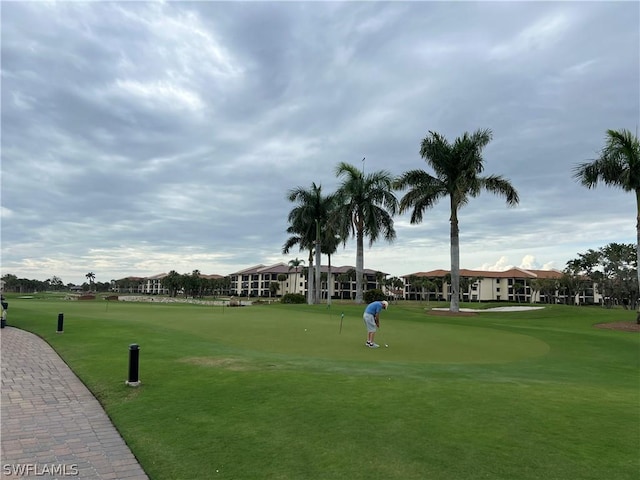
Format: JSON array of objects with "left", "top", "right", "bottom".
[{"left": 1, "top": 326, "right": 148, "bottom": 479}]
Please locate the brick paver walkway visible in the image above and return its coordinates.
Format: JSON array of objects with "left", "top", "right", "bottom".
[{"left": 1, "top": 327, "right": 148, "bottom": 479}]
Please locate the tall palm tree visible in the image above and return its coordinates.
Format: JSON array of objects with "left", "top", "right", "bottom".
[
  {"left": 287, "top": 258, "right": 305, "bottom": 294},
  {"left": 85, "top": 272, "right": 96, "bottom": 291},
  {"left": 395, "top": 129, "right": 519, "bottom": 312},
  {"left": 406, "top": 274, "right": 418, "bottom": 300},
  {"left": 334, "top": 162, "right": 398, "bottom": 304},
  {"left": 277, "top": 274, "right": 288, "bottom": 297},
  {"left": 320, "top": 193, "right": 344, "bottom": 305},
  {"left": 337, "top": 273, "right": 350, "bottom": 299},
  {"left": 573, "top": 128, "right": 640, "bottom": 318},
  {"left": 285, "top": 183, "right": 334, "bottom": 304},
  {"left": 283, "top": 225, "right": 312, "bottom": 297},
  {"left": 321, "top": 232, "right": 342, "bottom": 305}
]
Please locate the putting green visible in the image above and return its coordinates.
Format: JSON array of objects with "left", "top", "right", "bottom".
[
  {"left": 21, "top": 300, "right": 548, "bottom": 365},
  {"left": 193, "top": 310, "right": 550, "bottom": 364}
]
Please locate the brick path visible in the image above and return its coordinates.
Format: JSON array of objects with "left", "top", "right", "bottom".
[{"left": 1, "top": 327, "right": 148, "bottom": 479}]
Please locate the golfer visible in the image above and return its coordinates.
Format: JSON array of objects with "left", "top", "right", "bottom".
[{"left": 363, "top": 300, "right": 388, "bottom": 348}]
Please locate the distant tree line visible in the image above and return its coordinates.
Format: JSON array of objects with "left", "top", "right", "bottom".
[
  {"left": 2, "top": 271, "right": 232, "bottom": 298},
  {"left": 1, "top": 273, "right": 110, "bottom": 293},
  {"left": 156, "top": 270, "right": 231, "bottom": 298},
  {"left": 561, "top": 243, "right": 637, "bottom": 309},
  {"left": 519, "top": 243, "right": 637, "bottom": 308}
]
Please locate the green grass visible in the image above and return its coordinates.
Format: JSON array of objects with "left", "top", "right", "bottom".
[{"left": 4, "top": 295, "right": 639, "bottom": 480}]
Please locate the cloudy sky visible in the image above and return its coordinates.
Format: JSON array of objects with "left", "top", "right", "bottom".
[{"left": 1, "top": 1, "right": 638, "bottom": 286}]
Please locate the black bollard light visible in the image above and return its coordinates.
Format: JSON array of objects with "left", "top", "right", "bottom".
[
  {"left": 56, "top": 313, "right": 64, "bottom": 333},
  {"left": 126, "top": 343, "right": 141, "bottom": 387},
  {"left": 1, "top": 299, "right": 7, "bottom": 328}
]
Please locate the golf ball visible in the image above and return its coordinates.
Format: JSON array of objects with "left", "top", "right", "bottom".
[{"left": 385, "top": 344, "right": 389, "bottom": 347}]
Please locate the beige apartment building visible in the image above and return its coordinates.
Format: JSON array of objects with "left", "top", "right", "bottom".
[
  {"left": 228, "top": 263, "right": 388, "bottom": 299},
  {"left": 112, "top": 265, "right": 600, "bottom": 305},
  {"left": 402, "top": 267, "right": 601, "bottom": 304},
  {"left": 112, "top": 273, "right": 224, "bottom": 295}
]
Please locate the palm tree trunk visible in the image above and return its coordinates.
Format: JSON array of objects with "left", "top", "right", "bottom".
[
  {"left": 327, "top": 254, "right": 333, "bottom": 306},
  {"left": 356, "top": 228, "right": 364, "bottom": 304},
  {"left": 450, "top": 202, "right": 460, "bottom": 313},
  {"left": 307, "top": 250, "right": 314, "bottom": 305},
  {"left": 636, "top": 190, "right": 639, "bottom": 323},
  {"left": 315, "top": 219, "right": 321, "bottom": 304}
]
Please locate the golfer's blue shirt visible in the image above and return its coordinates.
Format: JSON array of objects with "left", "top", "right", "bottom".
[{"left": 364, "top": 301, "right": 383, "bottom": 315}]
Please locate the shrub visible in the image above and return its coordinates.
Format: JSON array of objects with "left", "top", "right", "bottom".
[
  {"left": 281, "top": 293, "right": 306, "bottom": 304},
  {"left": 364, "top": 289, "right": 387, "bottom": 304}
]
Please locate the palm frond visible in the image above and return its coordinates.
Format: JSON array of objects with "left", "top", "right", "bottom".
[
  {"left": 480, "top": 175, "right": 520, "bottom": 206},
  {"left": 573, "top": 128, "right": 640, "bottom": 192}
]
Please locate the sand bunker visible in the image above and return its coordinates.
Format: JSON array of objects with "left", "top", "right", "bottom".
[{"left": 432, "top": 306, "right": 545, "bottom": 313}]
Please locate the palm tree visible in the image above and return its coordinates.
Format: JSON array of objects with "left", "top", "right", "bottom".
[
  {"left": 421, "top": 278, "right": 437, "bottom": 303},
  {"left": 287, "top": 258, "right": 304, "bottom": 294},
  {"left": 191, "top": 269, "right": 202, "bottom": 298},
  {"left": 512, "top": 282, "right": 524, "bottom": 303},
  {"left": 277, "top": 274, "right": 288, "bottom": 297},
  {"left": 374, "top": 271, "right": 385, "bottom": 292},
  {"left": 334, "top": 162, "right": 398, "bottom": 303},
  {"left": 405, "top": 275, "right": 417, "bottom": 300},
  {"left": 392, "top": 276, "right": 405, "bottom": 300},
  {"left": 470, "top": 276, "right": 484, "bottom": 302},
  {"left": 573, "top": 128, "right": 640, "bottom": 319},
  {"left": 283, "top": 226, "right": 311, "bottom": 296},
  {"left": 337, "top": 273, "right": 350, "bottom": 300},
  {"left": 285, "top": 183, "right": 334, "bottom": 304},
  {"left": 85, "top": 272, "right": 96, "bottom": 292},
  {"left": 319, "top": 193, "right": 344, "bottom": 305},
  {"left": 161, "top": 270, "right": 181, "bottom": 297},
  {"left": 395, "top": 129, "right": 519, "bottom": 312},
  {"left": 321, "top": 232, "right": 342, "bottom": 305}
]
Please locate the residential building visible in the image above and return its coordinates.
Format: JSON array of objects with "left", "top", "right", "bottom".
[
  {"left": 401, "top": 268, "right": 601, "bottom": 304},
  {"left": 140, "top": 273, "right": 169, "bottom": 295},
  {"left": 111, "top": 276, "right": 145, "bottom": 294},
  {"left": 111, "top": 273, "right": 227, "bottom": 296},
  {"left": 228, "top": 263, "right": 388, "bottom": 299}
]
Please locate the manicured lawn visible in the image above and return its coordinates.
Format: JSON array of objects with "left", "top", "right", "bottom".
[{"left": 4, "top": 296, "right": 639, "bottom": 479}]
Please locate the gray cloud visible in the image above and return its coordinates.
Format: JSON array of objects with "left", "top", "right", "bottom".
[{"left": 1, "top": 1, "right": 638, "bottom": 285}]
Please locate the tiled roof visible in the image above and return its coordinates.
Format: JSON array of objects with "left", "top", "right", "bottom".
[
  {"left": 403, "top": 268, "right": 564, "bottom": 280},
  {"left": 146, "top": 273, "right": 168, "bottom": 280},
  {"left": 116, "top": 272, "right": 227, "bottom": 281},
  {"left": 229, "top": 264, "right": 387, "bottom": 276},
  {"left": 200, "top": 274, "right": 224, "bottom": 280}
]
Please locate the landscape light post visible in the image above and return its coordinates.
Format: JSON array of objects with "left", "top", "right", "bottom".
[
  {"left": 126, "top": 344, "right": 141, "bottom": 387},
  {"left": 1, "top": 298, "right": 7, "bottom": 328}
]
